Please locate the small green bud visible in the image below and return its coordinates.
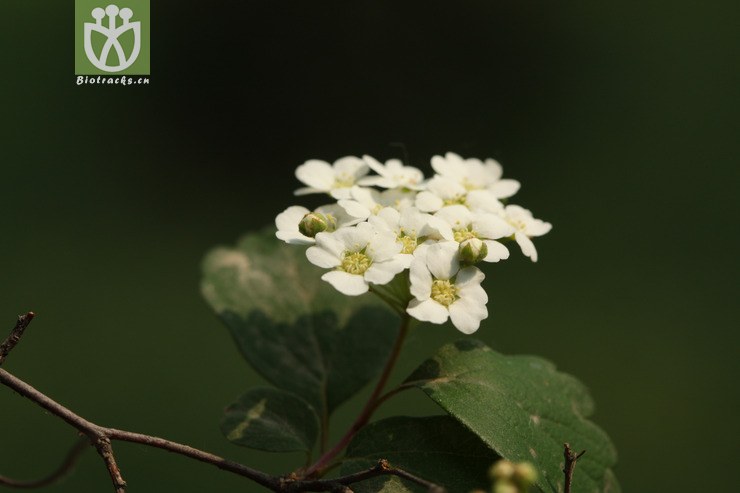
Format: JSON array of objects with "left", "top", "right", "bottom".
[
  {"left": 513, "top": 462, "right": 538, "bottom": 487},
  {"left": 459, "top": 237, "right": 488, "bottom": 264},
  {"left": 493, "top": 480, "right": 518, "bottom": 493},
  {"left": 489, "top": 460, "right": 515, "bottom": 480},
  {"left": 298, "top": 212, "right": 329, "bottom": 238}
]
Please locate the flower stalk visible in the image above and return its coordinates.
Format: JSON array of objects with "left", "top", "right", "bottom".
[{"left": 303, "top": 313, "right": 412, "bottom": 478}]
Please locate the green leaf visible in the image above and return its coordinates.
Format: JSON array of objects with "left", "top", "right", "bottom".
[
  {"left": 342, "top": 415, "right": 500, "bottom": 493},
  {"left": 220, "top": 387, "right": 319, "bottom": 453},
  {"left": 201, "top": 228, "right": 399, "bottom": 418},
  {"left": 404, "top": 340, "right": 620, "bottom": 493}
]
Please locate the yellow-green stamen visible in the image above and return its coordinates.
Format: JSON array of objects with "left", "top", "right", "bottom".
[
  {"left": 443, "top": 195, "right": 467, "bottom": 206},
  {"left": 431, "top": 279, "right": 458, "bottom": 306},
  {"left": 340, "top": 251, "right": 372, "bottom": 275},
  {"left": 453, "top": 229, "right": 477, "bottom": 243},
  {"left": 398, "top": 234, "right": 417, "bottom": 254}
]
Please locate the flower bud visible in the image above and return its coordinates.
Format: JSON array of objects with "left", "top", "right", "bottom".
[
  {"left": 489, "top": 460, "right": 515, "bottom": 480},
  {"left": 459, "top": 237, "right": 487, "bottom": 264},
  {"left": 298, "top": 212, "right": 329, "bottom": 238},
  {"left": 513, "top": 462, "right": 538, "bottom": 486},
  {"left": 493, "top": 481, "right": 518, "bottom": 493}
]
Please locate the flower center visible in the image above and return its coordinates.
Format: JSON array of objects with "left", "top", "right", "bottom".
[
  {"left": 431, "top": 279, "right": 458, "bottom": 307},
  {"left": 453, "top": 229, "right": 477, "bottom": 243},
  {"left": 398, "top": 234, "right": 417, "bottom": 254},
  {"left": 507, "top": 219, "right": 526, "bottom": 231},
  {"left": 333, "top": 173, "right": 355, "bottom": 188},
  {"left": 340, "top": 251, "right": 372, "bottom": 275},
  {"left": 461, "top": 178, "right": 482, "bottom": 191},
  {"left": 443, "top": 194, "right": 467, "bottom": 206}
]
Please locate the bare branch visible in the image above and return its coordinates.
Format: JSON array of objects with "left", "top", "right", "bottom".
[
  {"left": 0, "top": 437, "right": 88, "bottom": 489},
  {"left": 563, "top": 443, "right": 586, "bottom": 493},
  {"left": 0, "top": 314, "right": 444, "bottom": 493},
  {"left": 282, "top": 460, "right": 446, "bottom": 493},
  {"left": 0, "top": 312, "right": 35, "bottom": 365}
]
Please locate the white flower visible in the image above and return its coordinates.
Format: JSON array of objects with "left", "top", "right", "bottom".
[
  {"left": 503, "top": 205, "right": 552, "bottom": 262},
  {"left": 407, "top": 241, "right": 488, "bottom": 334},
  {"left": 294, "top": 156, "right": 369, "bottom": 199},
  {"left": 431, "top": 152, "right": 520, "bottom": 198},
  {"left": 275, "top": 204, "right": 359, "bottom": 245},
  {"left": 415, "top": 176, "right": 504, "bottom": 213},
  {"left": 306, "top": 222, "right": 407, "bottom": 296},
  {"left": 357, "top": 155, "right": 425, "bottom": 190},
  {"left": 338, "top": 185, "right": 416, "bottom": 220},
  {"left": 434, "top": 205, "right": 513, "bottom": 262},
  {"left": 369, "top": 207, "right": 453, "bottom": 259}
]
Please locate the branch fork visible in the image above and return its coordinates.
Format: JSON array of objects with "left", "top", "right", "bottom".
[{"left": 0, "top": 312, "right": 445, "bottom": 493}]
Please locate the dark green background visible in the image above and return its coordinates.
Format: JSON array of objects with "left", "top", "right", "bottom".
[{"left": 1, "top": 1, "right": 738, "bottom": 492}]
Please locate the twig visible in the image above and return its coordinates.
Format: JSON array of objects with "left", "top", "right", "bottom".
[
  {"left": 0, "top": 437, "right": 88, "bottom": 489},
  {"left": 0, "top": 312, "right": 35, "bottom": 366},
  {"left": 288, "top": 460, "right": 446, "bottom": 493},
  {"left": 563, "top": 443, "right": 586, "bottom": 493},
  {"left": 0, "top": 313, "right": 443, "bottom": 492}
]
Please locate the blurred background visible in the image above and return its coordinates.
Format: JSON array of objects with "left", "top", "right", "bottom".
[{"left": 1, "top": 1, "right": 738, "bottom": 491}]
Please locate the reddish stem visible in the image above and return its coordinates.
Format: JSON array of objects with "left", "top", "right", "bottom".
[{"left": 304, "top": 315, "right": 411, "bottom": 477}]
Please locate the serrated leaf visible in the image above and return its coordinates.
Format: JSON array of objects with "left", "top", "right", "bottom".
[
  {"left": 404, "top": 340, "right": 620, "bottom": 493},
  {"left": 201, "top": 228, "right": 399, "bottom": 418},
  {"left": 221, "top": 387, "right": 319, "bottom": 453},
  {"left": 342, "top": 415, "right": 500, "bottom": 493}
]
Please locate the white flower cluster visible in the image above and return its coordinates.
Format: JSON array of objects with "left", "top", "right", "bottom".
[{"left": 275, "top": 152, "right": 551, "bottom": 334}]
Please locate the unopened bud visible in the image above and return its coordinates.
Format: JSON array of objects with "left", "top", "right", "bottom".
[
  {"left": 489, "top": 460, "right": 515, "bottom": 480},
  {"left": 493, "top": 480, "right": 518, "bottom": 493},
  {"left": 459, "top": 237, "right": 487, "bottom": 264},
  {"left": 298, "top": 212, "right": 329, "bottom": 238},
  {"left": 513, "top": 462, "right": 538, "bottom": 486}
]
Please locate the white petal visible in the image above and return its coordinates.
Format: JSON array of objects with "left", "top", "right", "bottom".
[
  {"left": 409, "top": 258, "right": 433, "bottom": 300},
  {"left": 431, "top": 153, "right": 465, "bottom": 181},
  {"left": 448, "top": 294, "right": 488, "bottom": 334},
  {"left": 421, "top": 215, "right": 454, "bottom": 241},
  {"left": 275, "top": 205, "right": 309, "bottom": 232},
  {"left": 365, "top": 257, "right": 407, "bottom": 285},
  {"left": 489, "top": 179, "right": 520, "bottom": 198},
  {"left": 473, "top": 213, "right": 515, "bottom": 239},
  {"left": 466, "top": 190, "right": 504, "bottom": 213},
  {"left": 425, "top": 242, "right": 460, "bottom": 280},
  {"left": 527, "top": 219, "right": 552, "bottom": 237},
  {"left": 415, "top": 191, "right": 444, "bottom": 212},
  {"left": 455, "top": 266, "right": 486, "bottom": 289},
  {"left": 276, "top": 231, "right": 314, "bottom": 245},
  {"left": 306, "top": 244, "right": 341, "bottom": 268},
  {"left": 515, "top": 231, "right": 538, "bottom": 262},
  {"left": 407, "top": 298, "right": 450, "bottom": 324},
  {"left": 356, "top": 175, "right": 387, "bottom": 187},
  {"left": 504, "top": 204, "right": 529, "bottom": 220},
  {"left": 333, "top": 156, "right": 368, "bottom": 179},
  {"left": 379, "top": 188, "right": 416, "bottom": 209},
  {"left": 322, "top": 271, "right": 369, "bottom": 296},
  {"left": 329, "top": 187, "right": 354, "bottom": 200},
  {"left": 483, "top": 159, "right": 503, "bottom": 181},
  {"left": 338, "top": 199, "right": 372, "bottom": 220},
  {"left": 294, "top": 186, "right": 321, "bottom": 196},
  {"left": 434, "top": 205, "right": 472, "bottom": 229},
  {"left": 427, "top": 176, "right": 467, "bottom": 199},
  {"left": 295, "top": 160, "right": 335, "bottom": 190},
  {"left": 314, "top": 231, "right": 345, "bottom": 258},
  {"left": 374, "top": 206, "right": 401, "bottom": 229},
  {"left": 482, "top": 240, "right": 510, "bottom": 262},
  {"left": 331, "top": 224, "right": 370, "bottom": 252},
  {"left": 362, "top": 154, "right": 387, "bottom": 175}
]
